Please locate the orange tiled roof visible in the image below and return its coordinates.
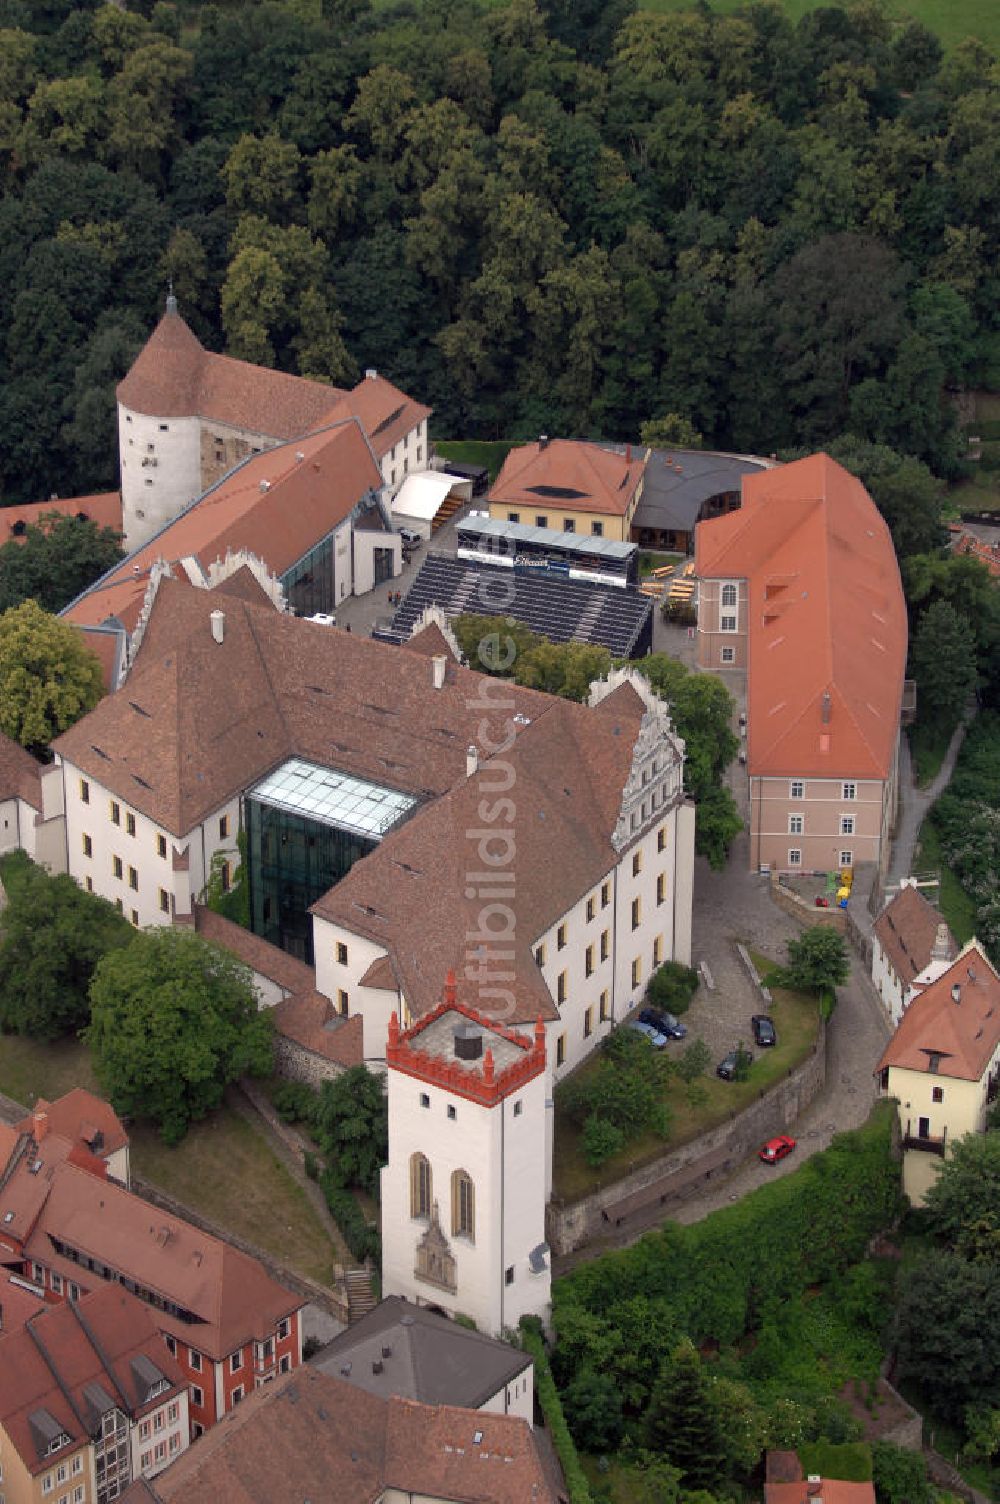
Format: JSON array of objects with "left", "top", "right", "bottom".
[
  {"left": 271, "top": 990, "right": 364, "bottom": 1067},
  {"left": 877, "top": 941, "right": 1000, "bottom": 1081},
  {"left": 318, "top": 371, "right": 431, "bottom": 461},
  {"left": 64, "top": 422, "right": 382, "bottom": 631},
  {"left": 872, "top": 885, "right": 955, "bottom": 988},
  {"left": 490, "top": 439, "right": 646, "bottom": 518},
  {"left": 767, "top": 1483, "right": 875, "bottom": 1504},
  {"left": 951, "top": 529, "right": 1000, "bottom": 577},
  {"left": 0, "top": 492, "right": 122, "bottom": 545},
  {"left": 117, "top": 310, "right": 342, "bottom": 438},
  {"left": 16, "top": 1089, "right": 129, "bottom": 1159},
  {"left": 695, "top": 454, "right": 907, "bottom": 779}
]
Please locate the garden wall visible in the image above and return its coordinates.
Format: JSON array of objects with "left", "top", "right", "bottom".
[
  {"left": 547, "top": 1022, "right": 826, "bottom": 1257},
  {"left": 770, "top": 875, "right": 847, "bottom": 931}
]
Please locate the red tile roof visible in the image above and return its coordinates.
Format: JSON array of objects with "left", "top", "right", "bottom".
[
  {"left": 0, "top": 492, "right": 122, "bottom": 545},
  {"left": 271, "top": 990, "right": 364, "bottom": 1068},
  {"left": 696, "top": 453, "right": 907, "bottom": 779},
  {"left": 767, "top": 1483, "right": 875, "bottom": 1504},
  {"left": 319, "top": 371, "right": 431, "bottom": 461},
  {"left": 491, "top": 439, "right": 645, "bottom": 518},
  {"left": 872, "top": 885, "right": 955, "bottom": 989},
  {"left": 151, "top": 1365, "right": 556, "bottom": 1503},
  {"left": 16, "top": 1090, "right": 129, "bottom": 1160},
  {"left": 65, "top": 422, "right": 382, "bottom": 631},
  {"left": 877, "top": 941, "right": 1000, "bottom": 1081},
  {"left": 5, "top": 1156, "right": 300, "bottom": 1361},
  {"left": 0, "top": 1284, "right": 187, "bottom": 1476},
  {"left": 117, "top": 310, "right": 342, "bottom": 438},
  {"left": 950, "top": 527, "right": 1000, "bottom": 576},
  {"left": 0, "top": 1270, "right": 46, "bottom": 1334},
  {"left": 0, "top": 731, "right": 42, "bottom": 808}
]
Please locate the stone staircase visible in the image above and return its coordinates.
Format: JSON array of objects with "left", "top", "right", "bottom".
[{"left": 345, "top": 1265, "right": 377, "bottom": 1322}]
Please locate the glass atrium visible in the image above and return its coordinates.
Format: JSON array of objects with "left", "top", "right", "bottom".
[{"left": 245, "top": 758, "right": 417, "bottom": 962}]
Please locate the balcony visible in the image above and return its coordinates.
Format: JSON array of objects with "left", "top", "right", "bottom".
[{"left": 903, "top": 1124, "right": 946, "bottom": 1157}]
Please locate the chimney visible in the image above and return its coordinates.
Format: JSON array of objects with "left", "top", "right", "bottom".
[
  {"left": 931, "top": 923, "right": 951, "bottom": 961},
  {"left": 33, "top": 1110, "right": 48, "bottom": 1142},
  {"left": 259, "top": 479, "right": 271, "bottom": 493},
  {"left": 431, "top": 654, "right": 447, "bottom": 690},
  {"left": 539, "top": 434, "right": 549, "bottom": 450},
  {"left": 365, "top": 368, "right": 378, "bottom": 381},
  {"left": 951, "top": 983, "right": 961, "bottom": 1004},
  {"left": 454, "top": 1024, "right": 484, "bottom": 1061},
  {"left": 210, "top": 610, "right": 225, "bottom": 645},
  {"left": 467, "top": 744, "right": 479, "bottom": 778},
  {"left": 821, "top": 691, "right": 832, "bottom": 724},
  {"left": 295, "top": 451, "right": 305, "bottom": 462}
]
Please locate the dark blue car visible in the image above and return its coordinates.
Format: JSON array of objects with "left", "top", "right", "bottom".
[{"left": 639, "top": 1007, "right": 687, "bottom": 1040}]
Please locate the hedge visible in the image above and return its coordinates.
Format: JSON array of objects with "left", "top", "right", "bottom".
[
  {"left": 520, "top": 1319, "right": 592, "bottom": 1504},
  {"left": 320, "top": 1172, "right": 380, "bottom": 1264}
]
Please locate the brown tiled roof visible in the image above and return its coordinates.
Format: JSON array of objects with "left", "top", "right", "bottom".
[
  {"left": 403, "top": 620, "right": 458, "bottom": 660},
  {"left": 16, "top": 1089, "right": 129, "bottom": 1159},
  {"left": 193, "top": 906, "right": 316, "bottom": 996},
  {"left": 152, "top": 1366, "right": 555, "bottom": 1503},
  {"left": 271, "top": 990, "right": 364, "bottom": 1067},
  {"left": 359, "top": 954, "right": 398, "bottom": 990},
  {"left": 873, "top": 885, "right": 955, "bottom": 988},
  {"left": 65, "top": 422, "right": 381, "bottom": 631},
  {"left": 877, "top": 941, "right": 1000, "bottom": 1081},
  {"left": 490, "top": 438, "right": 645, "bottom": 518},
  {"left": 55, "top": 580, "right": 554, "bottom": 836},
  {"left": 16, "top": 1160, "right": 300, "bottom": 1360},
  {"left": 318, "top": 371, "right": 431, "bottom": 460},
  {"left": 76, "top": 625, "right": 126, "bottom": 693},
  {"left": 313, "top": 688, "right": 648, "bottom": 1026},
  {"left": 695, "top": 453, "right": 907, "bottom": 779},
  {"left": 117, "top": 309, "right": 342, "bottom": 437},
  {"left": 0, "top": 492, "right": 122, "bottom": 544},
  {"left": 0, "top": 731, "right": 42, "bottom": 808},
  {"left": 0, "top": 1284, "right": 187, "bottom": 1476}
]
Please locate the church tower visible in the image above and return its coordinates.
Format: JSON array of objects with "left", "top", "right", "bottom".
[{"left": 380, "top": 974, "right": 551, "bottom": 1337}]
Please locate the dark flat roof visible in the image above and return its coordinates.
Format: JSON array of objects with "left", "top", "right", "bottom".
[
  {"left": 311, "top": 1296, "right": 530, "bottom": 1409},
  {"left": 602, "top": 445, "right": 771, "bottom": 534}
]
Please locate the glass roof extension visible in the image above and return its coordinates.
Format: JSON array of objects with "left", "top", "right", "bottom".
[{"left": 248, "top": 758, "right": 417, "bottom": 840}]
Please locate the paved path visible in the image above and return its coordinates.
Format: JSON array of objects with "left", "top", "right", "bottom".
[{"left": 884, "top": 715, "right": 971, "bottom": 894}]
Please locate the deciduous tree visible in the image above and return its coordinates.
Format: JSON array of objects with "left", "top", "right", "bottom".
[
  {"left": 86, "top": 929, "right": 273, "bottom": 1144},
  {"left": 0, "top": 599, "right": 104, "bottom": 751}
]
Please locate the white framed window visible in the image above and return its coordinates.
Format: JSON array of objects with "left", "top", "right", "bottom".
[
  {"left": 842, "top": 782, "right": 856, "bottom": 800},
  {"left": 840, "top": 815, "right": 855, "bottom": 836},
  {"left": 788, "top": 815, "right": 803, "bottom": 835},
  {"left": 789, "top": 780, "right": 804, "bottom": 799},
  {"left": 277, "top": 1318, "right": 290, "bottom": 1341},
  {"left": 720, "top": 646, "right": 735, "bottom": 664},
  {"left": 720, "top": 614, "right": 737, "bottom": 632},
  {"left": 189, "top": 1348, "right": 202, "bottom": 1372},
  {"left": 840, "top": 850, "right": 853, "bottom": 867},
  {"left": 190, "top": 1384, "right": 203, "bottom": 1408},
  {"left": 721, "top": 583, "right": 737, "bottom": 608},
  {"left": 788, "top": 849, "right": 802, "bottom": 867}
]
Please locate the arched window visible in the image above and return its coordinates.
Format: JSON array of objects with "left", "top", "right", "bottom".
[
  {"left": 721, "top": 583, "right": 737, "bottom": 608},
  {"left": 410, "top": 1153, "right": 432, "bottom": 1220},
  {"left": 451, "top": 1170, "right": 475, "bottom": 1243}
]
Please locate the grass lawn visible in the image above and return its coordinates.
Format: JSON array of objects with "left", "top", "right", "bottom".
[
  {"left": 0, "top": 1035, "right": 337, "bottom": 1286},
  {"left": 131, "top": 1109, "right": 338, "bottom": 1286},
  {"left": 640, "top": 0, "right": 1000, "bottom": 49},
  {"left": 639, "top": 549, "right": 683, "bottom": 578},
  {"left": 908, "top": 720, "right": 953, "bottom": 787},
  {"left": 433, "top": 439, "right": 515, "bottom": 483},
  {"left": 0, "top": 1033, "right": 99, "bottom": 1106},
  {"left": 913, "top": 818, "right": 977, "bottom": 943},
  {"left": 552, "top": 975, "right": 819, "bottom": 1203}
]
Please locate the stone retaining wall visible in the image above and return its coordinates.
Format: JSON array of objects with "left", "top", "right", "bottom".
[
  {"left": 547, "top": 1022, "right": 826, "bottom": 1256},
  {"left": 770, "top": 875, "right": 847, "bottom": 931}
]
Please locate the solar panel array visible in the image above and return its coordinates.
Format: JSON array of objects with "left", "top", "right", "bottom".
[{"left": 375, "top": 552, "right": 653, "bottom": 659}]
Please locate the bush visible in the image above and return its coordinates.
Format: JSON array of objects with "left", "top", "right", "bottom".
[
  {"left": 520, "top": 1319, "right": 593, "bottom": 1504},
  {"left": 872, "top": 1441, "right": 932, "bottom": 1504},
  {"left": 646, "top": 961, "right": 699, "bottom": 1016},
  {"left": 558, "top": 1028, "right": 670, "bottom": 1147},
  {"left": 581, "top": 1115, "right": 626, "bottom": 1167},
  {"left": 313, "top": 1066, "right": 388, "bottom": 1197},
  {"left": 320, "top": 1172, "right": 380, "bottom": 1264},
  {"left": 271, "top": 1080, "right": 319, "bottom": 1125},
  {"left": 677, "top": 1038, "right": 712, "bottom": 1083}
]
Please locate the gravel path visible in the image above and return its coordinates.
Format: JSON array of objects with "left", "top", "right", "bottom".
[{"left": 884, "top": 715, "right": 971, "bottom": 892}]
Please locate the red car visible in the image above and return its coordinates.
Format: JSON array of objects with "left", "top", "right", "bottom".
[{"left": 759, "top": 1134, "right": 796, "bottom": 1164}]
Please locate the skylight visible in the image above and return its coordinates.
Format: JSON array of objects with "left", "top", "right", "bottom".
[{"left": 248, "top": 759, "right": 416, "bottom": 839}]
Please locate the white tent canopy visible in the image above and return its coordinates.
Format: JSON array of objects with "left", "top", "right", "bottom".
[{"left": 391, "top": 471, "right": 471, "bottom": 535}]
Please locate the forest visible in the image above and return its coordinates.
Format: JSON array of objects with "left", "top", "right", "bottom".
[{"left": 0, "top": 0, "right": 997, "bottom": 520}]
